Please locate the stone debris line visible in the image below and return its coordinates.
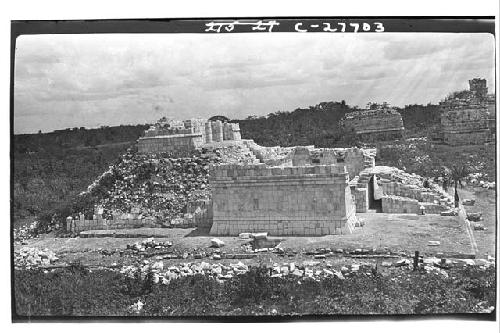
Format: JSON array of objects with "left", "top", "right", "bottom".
[
  {"left": 14, "top": 247, "right": 59, "bottom": 270},
  {"left": 126, "top": 238, "right": 173, "bottom": 253},
  {"left": 14, "top": 221, "right": 40, "bottom": 244},
  {"left": 116, "top": 254, "right": 495, "bottom": 285},
  {"left": 466, "top": 173, "right": 495, "bottom": 189}
]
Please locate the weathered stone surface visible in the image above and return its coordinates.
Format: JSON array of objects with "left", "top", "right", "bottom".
[
  {"left": 138, "top": 118, "right": 242, "bottom": 154},
  {"left": 209, "top": 164, "right": 357, "bottom": 236},
  {"left": 438, "top": 78, "right": 494, "bottom": 146},
  {"left": 340, "top": 107, "right": 405, "bottom": 141}
]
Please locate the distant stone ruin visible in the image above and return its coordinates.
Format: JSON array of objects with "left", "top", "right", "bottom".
[
  {"left": 340, "top": 106, "right": 405, "bottom": 141},
  {"left": 438, "top": 78, "right": 495, "bottom": 146},
  {"left": 138, "top": 117, "right": 242, "bottom": 154}
]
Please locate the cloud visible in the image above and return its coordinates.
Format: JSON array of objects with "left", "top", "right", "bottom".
[{"left": 13, "top": 33, "right": 495, "bottom": 134}]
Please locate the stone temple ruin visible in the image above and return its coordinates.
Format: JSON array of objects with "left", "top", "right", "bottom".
[
  {"left": 68, "top": 116, "right": 456, "bottom": 236},
  {"left": 138, "top": 117, "right": 242, "bottom": 154},
  {"left": 340, "top": 106, "right": 405, "bottom": 141},
  {"left": 438, "top": 78, "right": 496, "bottom": 146},
  {"left": 209, "top": 144, "right": 454, "bottom": 236}
]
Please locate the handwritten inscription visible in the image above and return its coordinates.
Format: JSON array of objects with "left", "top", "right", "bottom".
[
  {"left": 205, "top": 20, "right": 280, "bottom": 33},
  {"left": 205, "top": 20, "right": 385, "bottom": 33}
]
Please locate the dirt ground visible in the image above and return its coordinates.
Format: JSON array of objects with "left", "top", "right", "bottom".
[
  {"left": 454, "top": 186, "right": 496, "bottom": 257},
  {"left": 17, "top": 211, "right": 477, "bottom": 269}
]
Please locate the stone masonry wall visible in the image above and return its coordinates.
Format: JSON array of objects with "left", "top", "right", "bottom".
[
  {"left": 137, "top": 134, "right": 204, "bottom": 154},
  {"left": 341, "top": 109, "right": 405, "bottom": 140},
  {"left": 291, "top": 147, "right": 376, "bottom": 180},
  {"left": 440, "top": 106, "right": 491, "bottom": 146},
  {"left": 209, "top": 164, "right": 357, "bottom": 236},
  {"left": 138, "top": 119, "right": 242, "bottom": 154},
  {"left": 67, "top": 218, "right": 156, "bottom": 233},
  {"left": 381, "top": 196, "right": 419, "bottom": 214}
]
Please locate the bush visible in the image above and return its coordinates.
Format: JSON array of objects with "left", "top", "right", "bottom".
[{"left": 14, "top": 266, "right": 496, "bottom": 318}]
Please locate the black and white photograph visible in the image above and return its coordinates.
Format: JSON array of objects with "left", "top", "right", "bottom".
[{"left": 7, "top": 5, "right": 499, "bottom": 325}]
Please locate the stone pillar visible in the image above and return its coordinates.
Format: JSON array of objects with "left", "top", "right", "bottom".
[
  {"left": 223, "top": 122, "right": 233, "bottom": 141},
  {"left": 211, "top": 120, "right": 223, "bottom": 142},
  {"left": 231, "top": 123, "right": 241, "bottom": 141},
  {"left": 65, "top": 216, "right": 73, "bottom": 232},
  {"left": 204, "top": 122, "right": 213, "bottom": 143}
]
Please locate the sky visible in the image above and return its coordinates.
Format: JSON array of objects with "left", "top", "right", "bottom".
[{"left": 14, "top": 32, "right": 495, "bottom": 134}]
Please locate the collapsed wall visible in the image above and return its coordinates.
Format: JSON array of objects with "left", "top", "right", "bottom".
[
  {"left": 291, "top": 146, "right": 376, "bottom": 180},
  {"left": 138, "top": 118, "right": 242, "bottom": 154},
  {"left": 209, "top": 163, "right": 357, "bottom": 236},
  {"left": 341, "top": 108, "right": 405, "bottom": 141},
  {"left": 438, "top": 78, "right": 494, "bottom": 146}
]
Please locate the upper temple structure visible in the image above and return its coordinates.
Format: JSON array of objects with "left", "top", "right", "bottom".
[
  {"left": 138, "top": 117, "right": 242, "bottom": 153},
  {"left": 438, "top": 78, "right": 496, "bottom": 146},
  {"left": 340, "top": 104, "right": 405, "bottom": 141}
]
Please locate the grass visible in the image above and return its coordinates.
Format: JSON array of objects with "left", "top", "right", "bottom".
[{"left": 13, "top": 265, "right": 496, "bottom": 318}]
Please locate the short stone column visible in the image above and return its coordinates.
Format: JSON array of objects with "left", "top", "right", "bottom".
[
  {"left": 211, "top": 120, "right": 223, "bottom": 142},
  {"left": 205, "top": 122, "right": 213, "bottom": 143}
]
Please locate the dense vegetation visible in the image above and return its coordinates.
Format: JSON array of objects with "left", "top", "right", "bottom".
[
  {"left": 12, "top": 101, "right": 486, "bottom": 231},
  {"left": 12, "top": 125, "right": 148, "bottom": 228},
  {"left": 14, "top": 265, "right": 495, "bottom": 317},
  {"left": 239, "top": 102, "right": 442, "bottom": 147}
]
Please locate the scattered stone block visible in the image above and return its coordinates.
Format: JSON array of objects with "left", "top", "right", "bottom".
[
  {"left": 210, "top": 238, "right": 225, "bottom": 248},
  {"left": 251, "top": 232, "right": 268, "bottom": 240},
  {"left": 467, "top": 212, "right": 482, "bottom": 222},
  {"left": 462, "top": 199, "right": 475, "bottom": 206},
  {"left": 473, "top": 223, "right": 487, "bottom": 231},
  {"left": 440, "top": 210, "right": 457, "bottom": 216},
  {"left": 428, "top": 241, "right": 441, "bottom": 246}
]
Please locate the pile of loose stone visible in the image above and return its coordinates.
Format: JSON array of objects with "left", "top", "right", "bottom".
[
  {"left": 14, "top": 247, "right": 59, "bottom": 270},
  {"left": 126, "top": 238, "right": 174, "bottom": 253},
  {"left": 115, "top": 255, "right": 495, "bottom": 285},
  {"left": 77, "top": 145, "right": 261, "bottom": 227},
  {"left": 13, "top": 221, "right": 40, "bottom": 245}
]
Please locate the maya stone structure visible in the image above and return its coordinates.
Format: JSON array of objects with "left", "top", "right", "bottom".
[
  {"left": 438, "top": 78, "right": 495, "bottom": 146},
  {"left": 340, "top": 106, "right": 405, "bottom": 141},
  {"left": 138, "top": 117, "right": 241, "bottom": 154},
  {"left": 208, "top": 144, "right": 454, "bottom": 236},
  {"left": 209, "top": 163, "right": 357, "bottom": 236}
]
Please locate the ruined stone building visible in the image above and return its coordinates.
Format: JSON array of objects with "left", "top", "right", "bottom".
[
  {"left": 209, "top": 144, "right": 453, "bottom": 236},
  {"left": 438, "top": 78, "right": 495, "bottom": 146},
  {"left": 137, "top": 117, "right": 242, "bottom": 154},
  {"left": 340, "top": 107, "right": 405, "bottom": 141}
]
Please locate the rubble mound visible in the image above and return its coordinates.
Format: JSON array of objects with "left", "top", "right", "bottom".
[
  {"left": 77, "top": 145, "right": 259, "bottom": 224},
  {"left": 14, "top": 247, "right": 59, "bottom": 269}
]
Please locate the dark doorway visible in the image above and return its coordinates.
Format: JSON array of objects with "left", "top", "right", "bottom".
[{"left": 368, "top": 176, "right": 382, "bottom": 212}]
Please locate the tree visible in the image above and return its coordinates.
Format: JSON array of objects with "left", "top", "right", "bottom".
[{"left": 449, "top": 164, "right": 470, "bottom": 208}]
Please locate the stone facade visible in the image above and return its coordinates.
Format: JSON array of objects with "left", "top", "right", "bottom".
[
  {"left": 439, "top": 78, "right": 495, "bottom": 146},
  {"left": 209, "top": 164, "right": 357, "bottom": 236},
  {"left": 341, "top": 107, "right": 405, "bottom": 141},
  {"left": 291, "top": 147, "right": 376, "bottom": 179},
  {"left": 138, "top": 117, "right": 241, "bottom": 154}
]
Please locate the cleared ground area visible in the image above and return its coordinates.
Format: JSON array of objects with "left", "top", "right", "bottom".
[{"left": 17, "top": 211, "right": 475, "bottom": 268}]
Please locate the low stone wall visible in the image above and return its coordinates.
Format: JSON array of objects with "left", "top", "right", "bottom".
[
  {"left": 353, "top": 187, "right": 368, "bottom": 213},
  {"left": 209, "top": 163, "right": 357, "bottom": 236},
  {"left": 66, "top": 218, "right": 157, "bottom": 233},
  {"left": 137, "top": 133, "right": 203, "bottom": 154},
  {"left": 381, "top": 196, "right": 419, "bottom": 214}
]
